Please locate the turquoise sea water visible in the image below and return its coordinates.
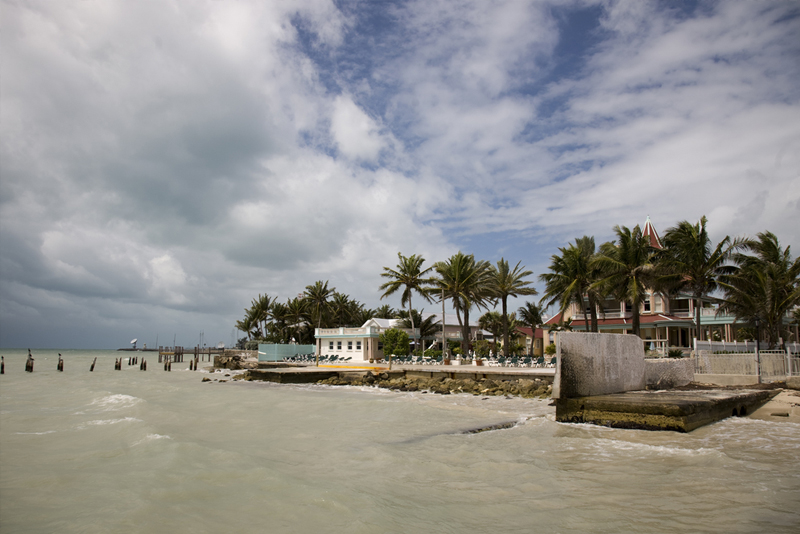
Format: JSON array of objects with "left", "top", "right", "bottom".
[{"left": 1, "top": 349, "right": 799, "bottom": 533}]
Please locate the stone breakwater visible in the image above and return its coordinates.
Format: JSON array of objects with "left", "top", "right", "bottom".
[{"left": 315, "top": 371, "right": 553, "bottom": 398}]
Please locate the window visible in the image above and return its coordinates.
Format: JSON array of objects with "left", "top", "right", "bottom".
[
  {"left": 337, "top": 341, "right": 342, "bottom": 350},
  {"left": 643, "top": 299, "right": 651, "bottom": 312},
  {"left": 654, "top": 297, "right": 662, "bottom": 312},
  {"left": 356, "top": 341, "right": 362, "bottom": 350},
  {"left": 347, "top": 341, "right": 353, "bottom": 350},
  {"left": 378, "top": 341, "right": 383, "bottom": 350},
  {"left": 329, "top": 341, "right": 334, "bottom": 350}
]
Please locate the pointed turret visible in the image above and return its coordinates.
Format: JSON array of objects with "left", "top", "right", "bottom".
[{"left": 642, "top": 215, "right": 662, "bottom": 249}]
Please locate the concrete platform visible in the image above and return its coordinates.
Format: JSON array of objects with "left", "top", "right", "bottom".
[{"left": 556, "top": 389, "right": 779, "bottom": 432}]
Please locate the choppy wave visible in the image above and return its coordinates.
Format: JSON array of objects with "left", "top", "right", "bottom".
[
  {"left": 15, "top": 430, "right": 57, "bottom": 435},
  {"left": 78, "top": 417, "right": 142, "bottom": 428},
  {"left": 592, "top": 438, "right": 720, "bottom": 456},
  {"left": 133, "top": 433, "right": 172, "bottom": 446},
  {"left": 87, "top": 394, "right": 142, "bottom": 412}
]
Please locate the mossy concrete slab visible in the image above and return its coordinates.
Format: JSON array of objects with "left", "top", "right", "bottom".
[
  {"left": 244, "top": 368, "right": 339, "bottom": 383},
  {"left": 556, "top": 389, "right": 778, "bottom": 432}
]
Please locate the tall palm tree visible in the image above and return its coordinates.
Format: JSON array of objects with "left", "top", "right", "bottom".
[
  {"left": 285, "top": 297, "right": 308, "bottom": 342},
  {"left": 719, "top": 232, "right": 800, "bottom": 348},
  {"left": 250, "top": 293, "right": 274, "bottom": 338},
  {"left": 379, "top": 253, "right": 435, "bottom": 349},
  {"left": 329, "top": 292, "right": 355, "bottom": 327},
  {"left": 433, "top": 252, "right": 494, "bottom": 355},
  {"left": 539, "top": 236, "right": 601, "bottom": 333},
  {"left": 235, "top": 316, "right": 256, "bottom": 340},
  {"left": 592, "top": 225, "right": 656, "bottom": 337},
  {"left": 270, "top": 301, "right": 289, "bottom": 343},
  {"left": 656, "top": 216, "right": 740, "bottom": 341},
  {"left": 517, "top": 301, "right": 544, "bottom": 356},
  {"left": 304, "top": 280, "right": 334, "bottom": 329},
  {"left": 489, "top": 258, "right": 537, "bottom": 356},
  {"left": 478, "top": 310, "right": 504, "bottom": 353}
]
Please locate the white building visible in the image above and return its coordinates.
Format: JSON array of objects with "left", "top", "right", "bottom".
[{"left": 314, "top": 313, "right": 487, "bottom": 361}]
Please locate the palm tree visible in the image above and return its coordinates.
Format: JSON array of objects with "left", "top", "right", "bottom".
[
  {"left": 517, "top": 301, "right": 544, "bottom": 356},
  {"left": 373, "top": 304, "right": 398, "bottom": 319},
  {"left": 539, "top": 236, "right": 601, "bottom": 333},
  {"left": 592, "top": 225, "right": 656, "bottom": 337},
  {"left": 250, "top": 293, "right": 274, "bottom": 338},
  {"left": 235, "top": 316, "right": 256, "bottom": 341},
  {"left": 398, "top": 310, "right": 440, "bottom": 344},
  {"left": 285, "top": 297, "right": 308, "bottom": 343},
  {"left": 379, "top": 253, "right": 435, "bottom": 350},
  {"left": 270, "top": 301, "right": 289, "bottom": 342},
  {"left": 478, "top": 310, "right": 504, "bottom": 353},
  {"left": 656, "top": 216, "right": 740, "bottom": 341},
  {"left": 329, "top": 292, "right": 355, "bottom": 327},
  {"left": 488, "top": 258, "right": 537, "bottom": 356},
  {"left": 719, "top": 232, "right": 800, "bottom": 348},
  {"left": 433, "top": 252, "right": 494, "bottom": 355},
  {"left": 304, "top": 280, "right": 334, "bottom": 329}
]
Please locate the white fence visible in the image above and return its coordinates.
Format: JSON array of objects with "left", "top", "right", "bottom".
[
  {"left": 695, "top": 350, "right": 800, "bottom": 382},
  {"left": 695, "top": 339, "right": 800, "bottom": 354}
]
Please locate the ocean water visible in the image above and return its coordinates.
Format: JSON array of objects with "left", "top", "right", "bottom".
[{"left": 1, "top": 349, "right": 799, "bottom": 534}]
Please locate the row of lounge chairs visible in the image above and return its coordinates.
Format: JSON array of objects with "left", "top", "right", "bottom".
[
  {"left": 282, "top": 354, "right": 352, "bottom": 364},
  {"left": 389, "top": 355, "right": 557, "bottom": 367}
]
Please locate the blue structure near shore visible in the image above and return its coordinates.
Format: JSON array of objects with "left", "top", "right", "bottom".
[{"left": 258, "top": 343, "right": 316, "bottom": 362}]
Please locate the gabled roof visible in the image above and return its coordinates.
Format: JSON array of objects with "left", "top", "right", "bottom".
[{"left": 643, "top": 215, "right": 662, "bottom": 249}]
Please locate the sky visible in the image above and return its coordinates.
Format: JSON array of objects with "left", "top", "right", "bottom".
[{"left": 1, "top": 0, "right": 799, "bottom": 349}]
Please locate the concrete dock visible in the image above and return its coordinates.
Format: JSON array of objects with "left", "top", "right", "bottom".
[{"left": 556, "top": 388, "right": 779, "bottom": 432}]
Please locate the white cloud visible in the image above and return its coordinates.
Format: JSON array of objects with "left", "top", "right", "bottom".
[{"left": 330, "top": 95, "right": 386, "bottom": 161}]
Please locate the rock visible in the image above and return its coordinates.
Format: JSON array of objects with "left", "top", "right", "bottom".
[{"left": 202, "top": 377, "right": 211, "bottom": 382}]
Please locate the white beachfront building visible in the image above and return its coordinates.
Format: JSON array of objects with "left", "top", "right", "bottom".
[{"left": 314, "top": 313, "right": 488, "bottom": 361}]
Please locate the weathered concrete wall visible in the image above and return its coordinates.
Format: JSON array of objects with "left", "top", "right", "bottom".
[
  {"left": 554, "top": 332, "right": 645, "bottom": 399},
  {"left": 692, "top": 374, "right": 761, "bottom": 387},
  {"left": 645, "top": 358, "right": 694, "bottom": 389}
]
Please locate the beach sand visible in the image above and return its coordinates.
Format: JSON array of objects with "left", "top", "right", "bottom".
[{"left": 747, "top": 389, "right": 800, "bottom": 424}]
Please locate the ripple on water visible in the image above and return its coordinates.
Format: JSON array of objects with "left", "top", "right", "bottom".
[{"left": 85, "top": 393, "right": 143, "bottom": 413}]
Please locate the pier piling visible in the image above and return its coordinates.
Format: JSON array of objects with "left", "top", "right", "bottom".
[{"left": 90, "top": 357, "right": 96, "bottom": 372}]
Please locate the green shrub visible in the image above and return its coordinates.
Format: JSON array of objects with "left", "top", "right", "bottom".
[
  {"left": 544, "top": 343, "right": 556, "bottom": 356},
  {"left": 667, "top": 349, "right": 685, "bottom": 358},
  {"left": 245, "top": 340, "right": 259, "bottom": 350},
  {"left": 380, "top": 328, "right": 410, "bottom": 356},
  {"left": 473, "top": 340, "right": 490, "bottom": 357}
]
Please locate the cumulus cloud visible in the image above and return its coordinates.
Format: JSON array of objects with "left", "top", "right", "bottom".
[{"left": 1, "top": 0, "right": 798, "bottom": 348}]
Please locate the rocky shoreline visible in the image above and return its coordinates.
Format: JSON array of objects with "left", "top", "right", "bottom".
[{"left": 316, "top": 371, "right": 553, "bottom": 398}]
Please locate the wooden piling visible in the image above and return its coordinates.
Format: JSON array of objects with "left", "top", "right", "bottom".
[
  {"left": 57, "top": 354, "right": 63, "bottom": 372},
  {"left": 90, "top": 357, "right": 96, "bottom": 372},
  {"left": 1, "top": 356, "right": 4, "bottom": 374}
]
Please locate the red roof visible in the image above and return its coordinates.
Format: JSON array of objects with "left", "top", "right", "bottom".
[
  {"left": 544, "top": 313, "right": 691, "bottom": 328},
  {"left": 516, "top": 326, "right": 544, "bottom": 339},
  {"left": 642, "top": 216, "right": 662, "bottom": 249}
]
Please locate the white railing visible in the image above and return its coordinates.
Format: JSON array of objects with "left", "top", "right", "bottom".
[
  {"left": 695, "top": 350, "right": 799, "bottom": 382},
  {"left": 696, "top": 340, "right": 800, "bottom": 354}
]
